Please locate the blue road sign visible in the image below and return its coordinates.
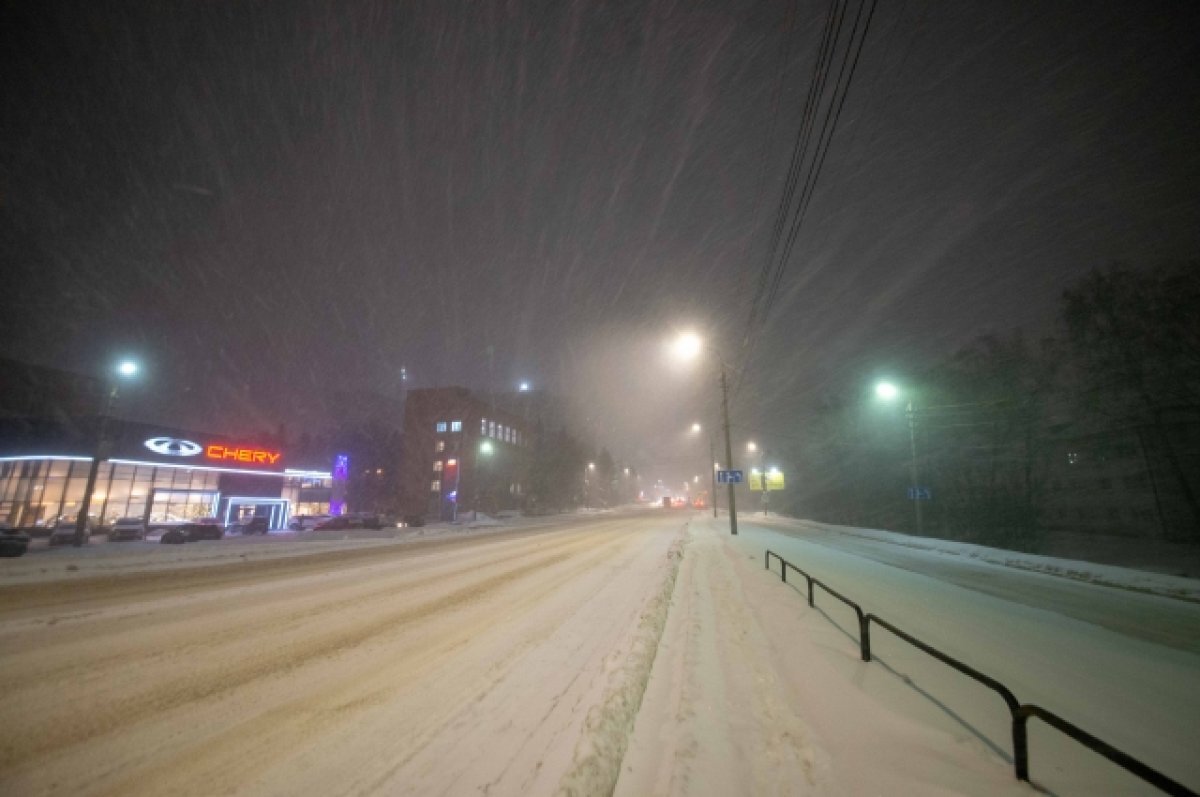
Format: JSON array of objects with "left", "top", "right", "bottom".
[
  {"left": 907, "top": 486, "right": 933, "bottom": 501},
  {"left": 717, "top": 469, "right": 744, "bottom": 484}
]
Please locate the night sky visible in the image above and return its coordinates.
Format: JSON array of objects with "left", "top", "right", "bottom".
[{"left": 3, "top": 1, "right": 1198, "bottom": 473}]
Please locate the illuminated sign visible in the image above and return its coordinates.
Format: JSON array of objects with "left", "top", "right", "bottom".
[
  {"left": 205, "top": 445, "right": 282, "bottom": 465},
  {"left": 144, "top": 437, "right": 203, "bottom": 457}
]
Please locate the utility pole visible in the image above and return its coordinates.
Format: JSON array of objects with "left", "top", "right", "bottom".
[
  {"left": 709, "top": 434, "right": 718, "bottom": 518},
  {"left": 74, "top": 382, "right": 120, "bottom": 546},
  {"left": 908, "top": 399, "right": 924, "bottom": 535},
  {"left": 720, "top": 366, "right": 738, "bottom": 536},
  {"left": 760, "top": 447, "right": 770, "bottom": 517}
]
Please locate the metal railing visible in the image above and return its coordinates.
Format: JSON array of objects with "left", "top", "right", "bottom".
[{"left": 764, "top": 550, "right": 1197, "bottom": 797}]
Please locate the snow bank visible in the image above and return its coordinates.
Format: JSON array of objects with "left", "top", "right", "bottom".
[
  {"left": 559, "top": 530, "right": 685, "bottom": 795},
  {"left": 757, "top": 515, "right": 1200, "bottom": 602}
]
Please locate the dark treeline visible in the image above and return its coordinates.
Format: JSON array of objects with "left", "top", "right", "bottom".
[{"left": 773, "top": 261, "right": 1200, "bottom": 549}]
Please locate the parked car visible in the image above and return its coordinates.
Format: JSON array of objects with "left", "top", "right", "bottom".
[
  {"left": 0, "top": 526, "right": 30, "bottom": 557},
  {"left": 353, "top": 513, "right": 384, "bottom": 530},
  {"left": 160, "top": 523, "right": 225, "bottom": 544},
  {"left": 227, "top": 516, "right": 270, "bottom": 535},
  {"left": 401, "top": 514, "right": 426, "bottom": 528},
  {"left": 313, "top": 515, "right": 363, "bottom": 531},
  {"left": 288, "top": 514, "right": 332, "bottom": 531},
  {"left": 47, "top": 518, "right": 94, "bottom": 546},
  {"left": 108, "top": 517, "right": 147, "bottom": 541}
]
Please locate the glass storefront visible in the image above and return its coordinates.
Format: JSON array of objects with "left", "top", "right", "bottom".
[
  {"left": 0, "top": 458, "right": 331, "bottom": 528},
  {"left": 281, "top": 475, "right": 334, "bottom": 518}
]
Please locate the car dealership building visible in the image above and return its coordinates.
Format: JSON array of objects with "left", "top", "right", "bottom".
[{"left": 0, "top": 417, "right": 338, "bottom": 530}]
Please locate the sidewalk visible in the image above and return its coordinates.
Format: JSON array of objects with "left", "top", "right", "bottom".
[{"left": 616, "top": 518, "right": 1030, "bottom": 796}]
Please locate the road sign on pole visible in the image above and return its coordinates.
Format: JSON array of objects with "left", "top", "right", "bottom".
[
  {"left": 907, "top": 486, "right": 933, "bottom": 501},
  {"left": 716, "top": 469, "right": 744, "bottom": 485}
]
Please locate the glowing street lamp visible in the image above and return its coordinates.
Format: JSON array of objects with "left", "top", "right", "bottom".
[
  {"left": 583, "top": 462, "right": 596, "bottom": 509},
  {"left": 875, "top": 381, "right": 899, "bottom": 401},
  {"left": 672, "top": 332, "right": 703, "bottom": 361},
  {"left": 688, "top": 421, "right": 717, "bottom": 518},
  {"left": 875, "top": 380, "right": 924, "bottom": 535},
  {"left": 75, "top": 358, "right": 140, "bottom": 546},
  {"left": 671, "top": 331, "right": 738, "bottom": 534},
  {"left": 518, "top": 381, "right": 530, "bottom": 392}
]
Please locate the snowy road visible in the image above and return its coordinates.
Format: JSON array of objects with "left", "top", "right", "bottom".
[
  {"left": 2, "top": 510, "right": 1196, "bottom": 796},
  {"left": 0, "top": 513, "right": 684, "bottom": 796}
]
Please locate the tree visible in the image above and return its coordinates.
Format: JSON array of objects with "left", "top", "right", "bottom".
[
  {"left": 525, "top": 426, "right": 588, "bottom": 513},
  {"left": 921, "top": 332, "right": 1059, "bottom": 546},
  {"left": 1061, "top": 261, "right": 1200, "bottom": 535}
]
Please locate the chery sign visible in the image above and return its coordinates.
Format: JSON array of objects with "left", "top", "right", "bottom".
[
  {"left": 205, "top": 445, "right": 282, "bottom": 465},
  {"left": 143, "top": 437, "right": 282, "bottom": 467}
]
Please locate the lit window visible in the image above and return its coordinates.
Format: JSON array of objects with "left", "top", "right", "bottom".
[
  {"left": 436, "top": 422, "right": 447, "bottom": 433},
  {"left": 488, "top": 421, "right": 495, "bottom": 438},
  {"left": 436, "top": 441, "right": 445, "bottom": 452},
  {"left": 430, "top": 479, "right": 441, "bottom": 492},
  {"left": 433, "top": 461, "right": 443, "bottom": 472},
  {"left": 481, "top": 418, "right": 488, "bottom": 435},
  {"left": 446, "top": 459, "right": 457, "bottom": 467},
  {"left": 450, "top": 420, "right": 462, "bottom": 432}
]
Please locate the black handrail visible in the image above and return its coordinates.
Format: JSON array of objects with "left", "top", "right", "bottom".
[
  {"left": 765, "top": 550, "right": 869, "bottom": 661},
  {"left": 763, "top": 549, "right": 1197, "bottom": 797}
]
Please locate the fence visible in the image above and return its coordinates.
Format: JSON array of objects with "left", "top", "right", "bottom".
[{"left": 764, "top": 550, "right": 1197, "bottom": 797}]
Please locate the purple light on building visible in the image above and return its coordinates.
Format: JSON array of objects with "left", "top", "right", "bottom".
[{"left": 330, "top": 454, "right": 350, "bottom": 515}]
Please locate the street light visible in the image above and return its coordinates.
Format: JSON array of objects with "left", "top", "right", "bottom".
[
  {"left": 688, "top": 422, "right": 718, "bottom": 518},
  {"left": 747, "top": 441, "right": 770, "bottom": 516},
  {"left": 875, "top": 381, "right": 924, "bottom": 535},
  {"left": 474, "top": 440, "right": 494, "bottom": 520},
  {"left": 75, "top": 358, "right": 140, "bottom": 546},
  {"left": 671, "top": 332, "right": 738, "bottom": 535}
]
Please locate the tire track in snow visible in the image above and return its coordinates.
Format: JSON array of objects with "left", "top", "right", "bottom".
[{"left": 557, "top": 523, "right": 688, "bottom": 796}]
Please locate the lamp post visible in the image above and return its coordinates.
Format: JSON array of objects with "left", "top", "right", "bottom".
[
  {"left": 584, "top": 461, "right": 595, "bottom": 509},
  {"left": 689, "top": 422, "right": 718, "bottom": 517},
  {"left": 75, "top": 359, "right": 139, "bottom": 546},
  {"left": 747, "top": 440, "right": 770, "bottom": 516},
  {"left": 672, "top": 332, "right": 737, "bottom": 535},
  {"left": 875, "top": 381, "right": 924, "bottom": 535},
  {"left": 475, "top": 440, "right": 494, "bottom": 521}
]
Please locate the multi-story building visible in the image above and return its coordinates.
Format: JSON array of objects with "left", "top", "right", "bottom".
[{"left": 401, "top": 387, "right": 533, "bottom": 520}]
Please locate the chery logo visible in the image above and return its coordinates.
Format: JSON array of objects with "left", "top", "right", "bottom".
[
  {"left": 144, "top": 437, "right": 202, "bottom": 457},
  {"left": 205, "top": 445, "right": 282, "bottom": 465}
]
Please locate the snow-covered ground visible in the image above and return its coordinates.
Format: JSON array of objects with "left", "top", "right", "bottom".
[
  {"left": 748, "top": 513, "right": 1200, "bottom": 601},
  {"left": 1, "top": 508, "right": 1195, "bottom": 795},
  {"left": 688, "top": 514, "right": 1200, "bottom": 795},
  {"left": 0, "top": 510, "right": 608, "bottom": 586}
]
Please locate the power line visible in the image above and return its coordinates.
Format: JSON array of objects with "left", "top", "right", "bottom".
[{"left": 736, "top": 0, "right": 881, "bottom": 399}]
